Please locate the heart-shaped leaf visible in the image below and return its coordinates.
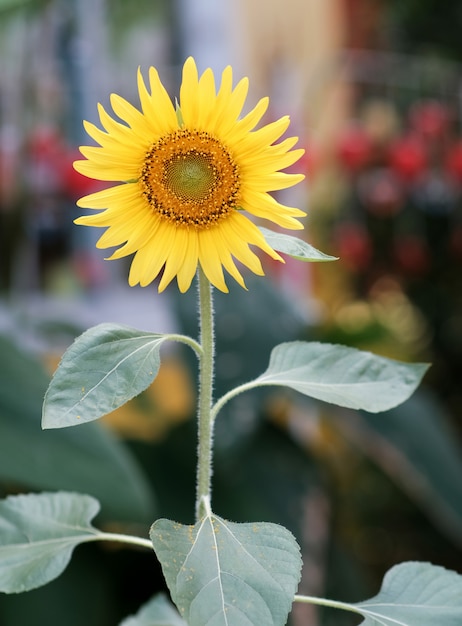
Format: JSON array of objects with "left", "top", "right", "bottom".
[
  {"left": 42, "top": 323, "right": 184, "bottom": 428},
  {"left": 0, "top": 492, "right": 102, "bottom": 593},
  {"left": 150, "top": 514, "right": 302, "bottom": 626},
  {"left": 355, "top": 561, "right": 462, "bottom": 625},
  {"left": 119, "top": 593, "right": 187, "bottom": 626},
  {"left": 259, "top": 227, "right": 338, "bottom": 262},
  {"left": 249, "top": 341, "right": 429, "bottom": 413}
]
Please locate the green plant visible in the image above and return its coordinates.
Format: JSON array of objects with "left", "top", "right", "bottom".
[{"left": 1, "top": 57, "right": 461, "bottom": 626}]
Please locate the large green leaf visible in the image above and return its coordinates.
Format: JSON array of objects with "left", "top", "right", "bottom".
[
  {"left": 246, "top": 341, "right": 429, "bottom": 413},
  {"left": 354, "top": 561, "right": 462, "bottom": 625},
  {"left": 150, "top": 514, "right": 302, "bottom": 626},
  {"left": 259, "top": 227, "right": 338, "bottom": 262},
  {"left": 42, "top": 323, "right": 185, "bottom": 428},
  {"left": 295, "top": 562, "right": 462, "bottom": 624},
  {"left": 119, "top": 593, "right": 187, "bottom": 626},
  {"left": 0, "top": 492, "right": 102, "bottom": 593},
  {"left": 0, "top": 333, "right": 154, "bottom": 522}
]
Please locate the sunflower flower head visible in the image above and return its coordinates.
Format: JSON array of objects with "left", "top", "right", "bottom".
[{"left": 74, "top": 57, "right": 306, "bottom": 293}]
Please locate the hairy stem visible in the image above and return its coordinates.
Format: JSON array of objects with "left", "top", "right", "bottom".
[{"left": 195, "top": 267, "right": 215, "bottom": 521}]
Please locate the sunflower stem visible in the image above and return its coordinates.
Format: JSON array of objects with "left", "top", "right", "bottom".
[{"left": 195, "top": 267, "right": 215, "bottom": 521}]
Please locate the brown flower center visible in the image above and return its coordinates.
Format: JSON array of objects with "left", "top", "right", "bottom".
[{"left": 139, "top": 129, "right": 240, "bottom": 228}]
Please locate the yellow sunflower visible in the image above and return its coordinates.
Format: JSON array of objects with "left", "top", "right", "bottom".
[{"left": 74, "top": 57, "right": 306, "bottom": 293}]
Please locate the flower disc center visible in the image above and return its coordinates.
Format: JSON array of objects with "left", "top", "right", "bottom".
[
  {"left": 140, "top": 129, "right": 240, "bottom": 229},
  {"left": 165, "top": 152, "right": 215, "bottom": 202}
]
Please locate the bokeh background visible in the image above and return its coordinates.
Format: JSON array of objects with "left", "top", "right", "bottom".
[{"left": 1, "top": 1, "right": 462, "bottom": 625}]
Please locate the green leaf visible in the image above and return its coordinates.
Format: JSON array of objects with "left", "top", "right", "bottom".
[
  {"left": 354, "top": 561, "right": 462, "bottom": 625},
  {"left": 259, "top": 227, "right": 338, "bottom": 262},
  {"left": 119, "top": 593, "right": 187, "bottom": 626},
  {"left": 0, "top": 333, "right": 155, "bottom": 522},
  {"left": 251, "top": 341, "right": 429, "bottom": 413},
  {"left": 0, "top": 492, "right": 102, "bottom": 593},
  {"left": 42, "top": 323, "right": 179, "bottom": 428},
  {"left": 150, "top": 514, "right": 302, "bottom": 626}
]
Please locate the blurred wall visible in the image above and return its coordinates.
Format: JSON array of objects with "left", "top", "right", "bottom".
[{"left": 235, "top": 0, "right": 350, "bottom": 158}]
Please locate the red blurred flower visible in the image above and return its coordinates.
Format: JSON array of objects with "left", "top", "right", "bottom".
[
  {"left": 388, "top": 133, "right": 427, "bottom": 182},
  {"left": 337, "top": 124, "right": 372, "bottom": 173},
  {"left": 334, "top": 222, "right": 372, "bottom": 271},
  {"left": 409, "top": 101, "right": 451, "bottom": 140},
  {"left": 445, "top": 141, "right": 462, "bottom": 182}
]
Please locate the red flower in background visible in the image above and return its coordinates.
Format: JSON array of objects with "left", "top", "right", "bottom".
[
  {"left": 445, "top": 141, "right": 462, "bottom": 182},
  {"left": 388, "top": 133, "right": 427, "bottom": 183},
  {"left": 337, "top": 124, "right": 372, "bottom": 173},
  {"left": 409, "top": 101, "right": 451, "bottom": 140},
  {"left": 334, "top": 222, "right": 372, "bottom": 271}
]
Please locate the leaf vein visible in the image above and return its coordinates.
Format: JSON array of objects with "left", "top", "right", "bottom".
[{"left": 62, "top": 337, "right": 165, "bottom": 417}]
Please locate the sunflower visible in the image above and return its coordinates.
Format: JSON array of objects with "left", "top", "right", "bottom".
[{"left": 74, "top": 57, "right": 306, "bottom": 293}]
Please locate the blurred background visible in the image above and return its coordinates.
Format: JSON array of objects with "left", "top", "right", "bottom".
[{"left": 1, "top": 0, "right": 462, "bottom": 624}]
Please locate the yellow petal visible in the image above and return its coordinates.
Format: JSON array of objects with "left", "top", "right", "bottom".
[
  {"left": 241, "top": 145, "right": 305, "bottom": 171},
  {"left": 129, "top": 221, "right": 176, "bottom": 287},
  {"left": 212, "top": 227, "right": 247, "bottom": 289},
  {"left": 233, "top": 97, "right": 269, "bottom": 134},
  {"left": 76, "top": 183, "right": 142, "bottom": 210},
  {"left": 217, "top": 65, "right": 233, "bottom": 99},
  {"left": 196, "top": 67, "right": 217, "bottom": 129},
  {"left": 158, "top": 228, "right": 189, "bottom": 292},
  {"left": 73, "top": 159, "right": 136, "bottom": 182},
  {"left": 228, "top": 212, "right": 284, "bottom": 263},
  {"left": 179, "top": 57, "right": 199, "bottom": 126},
  {"left": 97, "top": 102, "right": 133, "bottom": 138},
  {"left": 241, "top": 116, "right": 291, "bottom": 154},
  {"left": 244, "top": 171, "right": 305, "bottom": 192},
  {"left": 242, "top": 190, "right": 306, "bottom": 229},
  {"left": 94, "top": 208, "right": 155, "bottom": 248},
  {"left": 137, "top": 66, "right": 177, "bottom": 134},
  {"left": 175, "top": 230, "right": 199, "bottom": 292},
  {"left": 109, "top": 94, "right": 150, "bottom": 137},
  {"left": 211, "top": 76, "right": 249, "bottom": 136},
  {"left": 198, "top": 229, "right": 228, "bottom": 292},
  {"left": 219, "top": 215, "right": 265, "bottom": 275},
  {"left": 107, "top": 216, "right": 161, "bottom": 260}
]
